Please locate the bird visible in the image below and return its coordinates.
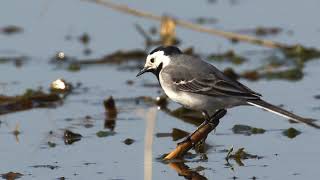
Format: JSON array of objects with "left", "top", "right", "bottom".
[{"left": 136, "top": 45, "right": 320, "bottom": 129}]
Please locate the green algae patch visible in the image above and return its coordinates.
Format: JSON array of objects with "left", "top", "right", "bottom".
[
  {"left": 283, "top": 127, "right": 301, "bottom": 138},
  {"left": 232, "top": 124, "right": 266, "bottom": 135}
]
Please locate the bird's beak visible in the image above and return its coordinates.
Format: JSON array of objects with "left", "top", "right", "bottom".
[{"left": 136, "top": 66, "right": 151, "bottom": 77}]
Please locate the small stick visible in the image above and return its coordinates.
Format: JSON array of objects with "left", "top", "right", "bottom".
[
  {"left": 86, "top": 0, "right": 287, "bottom": 48},
  {"left": 164, "top": 109, "right": 227, "bottom": 160}
]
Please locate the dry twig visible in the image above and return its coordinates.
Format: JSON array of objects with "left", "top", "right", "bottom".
[
  {"left": 164, "top": 109, "right": 227, "bottom": 160},
  {"left": 86, "top": 0, "right": 287, "bottom": 48}
]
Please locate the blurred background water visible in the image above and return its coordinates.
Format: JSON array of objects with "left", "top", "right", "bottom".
[{"left": 0, "top": 0, "right": 320, "bottom": 179}]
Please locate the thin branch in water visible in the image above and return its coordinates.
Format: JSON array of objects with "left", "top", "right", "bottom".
[
  {"left": 86, "top": 0, "right": 288, "bottom": 48},
  {"left": 164, "top": 109, "right": 227, "bottom": 160}
]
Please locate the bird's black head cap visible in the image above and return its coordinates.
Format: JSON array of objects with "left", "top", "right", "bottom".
[{"left": 149, "top": 46, "right": 182, "bottom": 56}]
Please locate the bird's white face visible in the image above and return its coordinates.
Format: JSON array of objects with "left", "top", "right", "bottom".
[
  {"left": 146, "top": 50, "right": 171, "bottom": 69},
  {"left": 136, "top": 50, "right": 171, "bottom": 76}
]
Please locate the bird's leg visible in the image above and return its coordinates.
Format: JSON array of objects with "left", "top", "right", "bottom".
[{"left": 177, "top": 111, "right": 211, "bottom": 146}]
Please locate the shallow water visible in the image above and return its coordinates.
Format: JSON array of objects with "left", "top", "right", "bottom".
[{"left": 1, "top": 0, "right": 320, "bottom": 179}]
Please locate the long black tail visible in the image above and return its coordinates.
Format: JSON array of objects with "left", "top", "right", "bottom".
[{"left": 247, "top": 99, "right": 320, "bottom": 129}]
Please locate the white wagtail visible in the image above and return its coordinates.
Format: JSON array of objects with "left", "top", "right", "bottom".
[{"left": 137, "top": 46, "right": 320, "bottom": 129}]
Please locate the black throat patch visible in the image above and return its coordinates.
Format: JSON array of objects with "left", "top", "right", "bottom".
[{"left": 151, "top": 62, "right": 163, "bottom": 80}]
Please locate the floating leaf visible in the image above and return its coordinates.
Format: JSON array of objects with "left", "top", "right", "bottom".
[
  {"left": 123, "top": 138, "right": 135, "bottom": 145},
  {"left": 282, "top": 127, "right": 301, "bottom": 138},
  {"left": 232, "top": 124, "right": 266, "bottom": 135},
  {"left": 96, "top": 130, "right": 115, "bottom": 138}
]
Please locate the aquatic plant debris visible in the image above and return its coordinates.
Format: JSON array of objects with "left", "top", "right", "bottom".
[
  {"left": 87, "top": 0, "right": 287, "bottom": 48},
  {"left": 1, "top": 172, "right": 23, "bottom": 180},
  {"left": 123, "top": 138, "right": 135, "bottom": 145},
  {"left": 232, "top": 124, "right": 266, "bottom": 135},
  {"left": 79, "top": 33, "right": 90, "bottom": 45},
  {"left": 96, "top": 130, "right": 115, "bottom": 138},
  {"left": 50, "top": 49, "right": 147, "bottom": 72},
  {"left": 31, "top": 165, "right": 60, "bottom": 170},
  {"left": 48, "top": 141, "right": 56, "bottom": 148},
  {"left": 85, "top": 0, "right": 320, "bottom": 84},
  {"left": 282, "top": 45, "right": 320, "bottom": 64},
  {"left": 0, "top": 56, "right": 28, "bottom": 66},
  {"left": 0, "top": 25, "right": 23, "bottom": 35},
  {"left": 0, "top": 89, "right": 62, "bottom": 115},
  {"left": 208, "top": 50, "right": 247, "bottom": 65},
  {"left": 226, "top": 147, "right": 263, "bottom": 166},
  {"left": 67, "top": 63, "right": 81, "bottom": 72},
  {"left": 64, "top": 130, "right": 82, "bottom": 144},
  {"left": 282, "top": 127, "right": 301, "bottom": 138},
  {"left": 223, "top": 67, "right": 304, "bottom": 81}
]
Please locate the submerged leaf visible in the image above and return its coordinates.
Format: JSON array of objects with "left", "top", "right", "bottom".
[
  {"left": 96, "top": 130, "right": 115, "bottom": 138},
  {"left": 283, "top": 127, "right": 301, "bottom": 138},
  {"left": 232, "top": 124, "right": 266, "bottom": 135}
]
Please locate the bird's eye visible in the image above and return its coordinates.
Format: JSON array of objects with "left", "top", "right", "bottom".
[{"left": 150, "top": 58, "right": 155, "bottom": 63}]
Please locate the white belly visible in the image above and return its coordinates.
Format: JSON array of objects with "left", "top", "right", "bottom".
[{"left": 159, "top": 74, "right": 203, "bottom": 109}]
